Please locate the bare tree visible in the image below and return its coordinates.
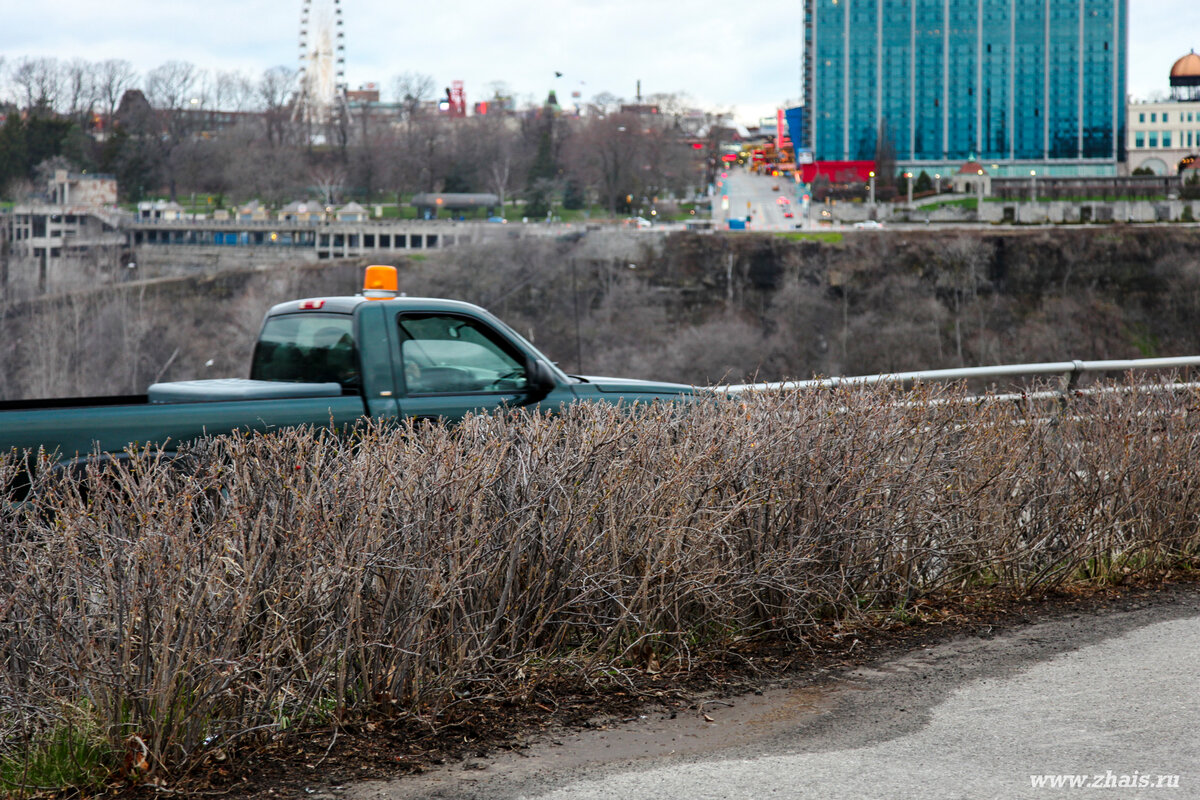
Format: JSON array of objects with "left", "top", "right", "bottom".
[
  {"left": 96, "top": 59, "right": 138, "bottom": 128},
  {"left": 588, "top": 92, "right": 622, "bottom": 116},
  {"left": 63, "top": 59, "right": 98, "bottom": 124},
  {"left": 145, "top": 61, "right": 205, "bottom": 200},
  {"left": 568, "top": 112, "right": 643, "bottom": 214},
  {"left": 936, "top": 236, "right": 993, "bottom": 366},
  {"left": 465, "top": 114, "right": 524, "bottom": 212},
  {"left": 213, "top": 70, "right": 255, "bottom": 112},
  {"left": 391, "top": 71, "right": 436, "bottom": 125},
  {"left": 644, "top": 91, "right": 693, "bottom": 118},
  {"left": 11, "top": 56, "right": 61, "bottom": 111},
  {"left": 310, "top": 160, "right": 347, "bottom": 205},
  {"left": 145, "top": 60, "right": 201, "bottom": 114},
  {"left": 222, "top": 128, "right": 305, "bottom": 205},
  {"left": 258, "top": 66, "right": 297, "bottom": 147}
]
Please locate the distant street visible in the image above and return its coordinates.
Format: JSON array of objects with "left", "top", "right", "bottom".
[
  {"left": 350, "top": 589, "right": 1200, "bottom": 800},
  {"left": 712, "top": 168, "right": 803, "bottom": 232}
]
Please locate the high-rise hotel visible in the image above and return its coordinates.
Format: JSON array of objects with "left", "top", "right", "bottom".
[{"left": 803, "top": 0, "right": 1128, "bottom": 176}]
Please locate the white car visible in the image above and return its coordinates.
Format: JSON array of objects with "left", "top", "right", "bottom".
[{"left": 853, "top": 220, "right": 884, "bottom": 229}]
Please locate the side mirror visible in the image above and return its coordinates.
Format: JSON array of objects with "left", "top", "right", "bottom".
[{"left": 526, "top": 358, "right": 557, "bottom": 401}]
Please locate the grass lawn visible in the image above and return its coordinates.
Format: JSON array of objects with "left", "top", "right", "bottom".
[
  {"left": 923, "top": 198, "right": 979, "bottom": 210},
  {"left": 774, "top": 231, "right": 844, "bottom": 243}
]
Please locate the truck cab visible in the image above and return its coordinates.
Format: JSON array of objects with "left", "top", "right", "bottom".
[{"left": 248, "top": 291, "right": 580, "bottom": 424}]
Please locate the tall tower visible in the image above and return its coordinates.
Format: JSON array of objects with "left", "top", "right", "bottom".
[
  {"left": 804, "top": 0, "right": 1128, "bottom": 176},
  {"left": 295, "top": 0, "right": 347, "bottom": 128}
]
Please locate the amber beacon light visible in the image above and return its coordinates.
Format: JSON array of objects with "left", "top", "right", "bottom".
[{"left": 363, "top": 265, "right": 399, "bottom": 299}]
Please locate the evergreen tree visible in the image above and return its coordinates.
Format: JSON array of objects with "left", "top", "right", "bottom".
[
  {"left": 0, "top": 113, "right": 27, "bottom": 195},
  {"left": 562, "top": 177, "right": 585, "bottom": 210},
  {"left": 24, "top": 113, "right": 72, "bottom": 177},
  {"left": 525, "top": 110, "right": 560, "bottom": 219}
]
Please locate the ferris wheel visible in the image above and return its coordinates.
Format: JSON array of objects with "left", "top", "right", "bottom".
[{"left": 295, "top": 0, "right": 346, "bottom": 126}]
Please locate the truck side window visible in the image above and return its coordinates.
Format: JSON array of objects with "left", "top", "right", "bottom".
[{"left": 397, "top": 314, "right": 528, "bottom": 395}]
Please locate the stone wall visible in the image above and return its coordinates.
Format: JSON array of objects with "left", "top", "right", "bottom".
[{"left": 833, "top": 199, "right": 1200, "bottom": 225}]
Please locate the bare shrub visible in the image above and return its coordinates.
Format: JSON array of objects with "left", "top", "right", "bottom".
[{"left": 2, "top": 381, "right": 1200, "bottom": 790}]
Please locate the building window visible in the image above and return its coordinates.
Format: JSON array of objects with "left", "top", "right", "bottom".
[
  {"left": 1139, "top": 112, "right": 1145, "bottom": 123},
  {"left": 1164, "top": 113, "right": 1170, "bottom": 123},
  {"left": 1151, "top": 113, "right": 1157, "bottom": 123},
  {"left": 1136, "top": 132, "right": 1145, "bottom": 148},
  {"left": 1150, "top": 132, "right": 1158, "bottom": 147},
  {"left": 1163, "top": 132, "right": 1172, "bottom": 148}
]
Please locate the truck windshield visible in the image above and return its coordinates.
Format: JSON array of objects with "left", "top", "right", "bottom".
[{"left": 250, "top": 313, "right": 359, "bottom": 391}]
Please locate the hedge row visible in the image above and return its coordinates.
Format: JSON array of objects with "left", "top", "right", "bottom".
[{"left": 2, "top": 382, "right": 1198, "bottom": 790}]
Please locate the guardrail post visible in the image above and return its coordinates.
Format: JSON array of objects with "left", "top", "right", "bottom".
[
  {"left": 1059, "top": 360, "right": 1085, "bottom": 396},
  {"left": 1052, "top": 359, "right": 1087, "bottom": 418}
]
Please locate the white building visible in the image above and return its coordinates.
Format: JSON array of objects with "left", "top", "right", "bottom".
[{"left": 1127, "top": 51, "right": 1200, "bottom": 175}]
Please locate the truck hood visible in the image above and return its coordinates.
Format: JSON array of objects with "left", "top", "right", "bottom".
[{"left": 576, "top": 376, "right": 695, "bottom": 394}]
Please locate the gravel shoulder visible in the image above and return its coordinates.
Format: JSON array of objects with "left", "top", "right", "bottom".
[{"left": 320, "top": 578, "right": 1200, "bottom": 800}]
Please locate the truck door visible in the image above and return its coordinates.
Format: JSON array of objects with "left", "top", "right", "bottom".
[{"left": 394, "top": 312, "right": 542, "bottom": 423}]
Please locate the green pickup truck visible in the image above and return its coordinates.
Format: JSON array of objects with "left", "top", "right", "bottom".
[{"left": 0, "top": 266, "right": 695, "bottom": 471}]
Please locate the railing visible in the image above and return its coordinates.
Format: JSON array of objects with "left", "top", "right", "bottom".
[{"left": 717, "top": 356, "right": 1200, "bottom": 397}]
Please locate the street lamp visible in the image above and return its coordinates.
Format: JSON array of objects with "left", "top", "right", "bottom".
[
  {"left": 905, "top": 172, "right": 913, "bottom": 206},
  {"left": 868, "top": 170, "right": 876, "bottom": 205},
  {"left": 976, "top": 169, "right": 985, "bottom": 209},
  {"left": 1030, "top": 170, "right": 1037, "bottom": 203},
  {"left": 934, "top": 173, "right": 941, "bottom": 195}
]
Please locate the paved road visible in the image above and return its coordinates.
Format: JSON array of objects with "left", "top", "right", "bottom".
[
  {"left": 349, "top": 590, "right": 1200, "bottom": 800},
  {"left": 713, "top": 169, "right": 802, "bottom": 231}
]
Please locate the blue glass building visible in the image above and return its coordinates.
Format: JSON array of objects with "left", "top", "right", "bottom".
[{"left": 803, "top": 0, "right": 1127, "bottom": 176}]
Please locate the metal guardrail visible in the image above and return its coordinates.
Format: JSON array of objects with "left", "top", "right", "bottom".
[{"left": 716, "top": 356, "right": 1200, "bottom": 395}]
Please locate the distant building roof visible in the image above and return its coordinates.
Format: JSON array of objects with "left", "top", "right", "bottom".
[
  {"left": 280, "top": 200, "right": 325, "bottom": 216},
  {"left": 411, "top": 192, "right": 499, "bottom": 210},
  {"left": 957, "top": 161, "right": 989, "bottom": 175},
  {"left": 1171, "top": 51, "right": 1200, "bottom": 87},
  {"left": 1171, "top": 51, "right": 1200, "bottom": 79}
]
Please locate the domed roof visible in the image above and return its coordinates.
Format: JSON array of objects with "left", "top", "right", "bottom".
[{"left": 1170, "top": 50, "right": 1200, "bottom": 79}]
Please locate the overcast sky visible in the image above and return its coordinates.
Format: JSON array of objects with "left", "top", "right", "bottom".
[{"left": 1, "top": 1, "right": 1195, "bottom": 124}]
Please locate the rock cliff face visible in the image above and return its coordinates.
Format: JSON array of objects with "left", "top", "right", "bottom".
[
  {"left": 2, "top": 228, "right": 1199, "bottom": 400},
  {"left": 589, "top": 228, "right": 1200, "bottom": 384}
]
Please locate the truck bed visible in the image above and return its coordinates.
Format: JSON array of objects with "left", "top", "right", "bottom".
[
  {"left": 0, "top": 393, "right": 368, "bottom": 463},
  {"left": 0, "top": 394, "right": 150, "bottom": 412}
]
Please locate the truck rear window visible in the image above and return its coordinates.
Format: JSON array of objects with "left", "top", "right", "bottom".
[{"left": 250, "top": 313, "right": 359, "bottom": 390}]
